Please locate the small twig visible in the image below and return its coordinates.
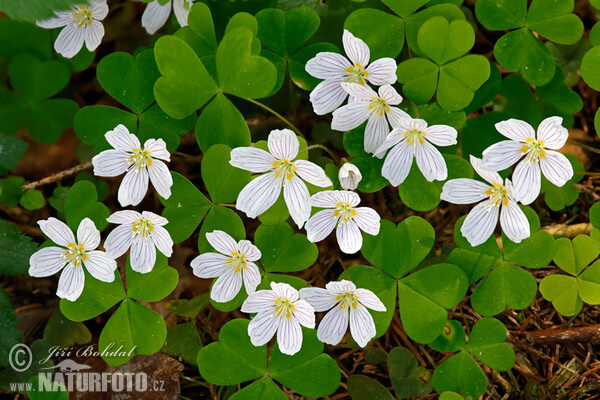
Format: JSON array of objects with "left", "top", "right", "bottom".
[
  {"left": 542, "top": 223, "right": 592, "bottom": 238},
  {"left": 242, "top": 97, "right": 304, "bottom": 138},
  {"left": 575, "top": 171, "right": 600, "bottom": 176},
  {"left": 569, "top": 139, "right": 600, "bottom": 155},
  {"left": 21, "top": 162, "right": 93, "bottom": 191},
  {"left": 527, "top": 325, "right": 600, "bottom": 346},
  {"left": 299, "top": 144, "right": 340, "bottom": 166}
]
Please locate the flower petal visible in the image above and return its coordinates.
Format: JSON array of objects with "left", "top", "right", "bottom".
[
  {"left": 141, "top": 210, "right": 169, "bottom": 226},
  {"left": 381, "top": 139, "right": 413, "bottom": 186},
  {"left": 172, "top": 0, "right": 191, "bottom": 27},
  {"left": 283, "top": 176, "right": 311, "bottom": 229},
  {"left": 104, "top": 224, "right": 134, "bottom": 259},
  {"left": 107, "top": 210, "right": 140, "bottom": 224},
  {"left": 57, "top": 265, "right": 85, "bottom": 301},
  {"left": 340, "top": 82, "right": 377, "bottom": 100},
  {"left": 364, "top": 112, "right": 390, "bottom": 154},
  {"left": 151, "top": 226, "right": 173, "bottom": 257},
  {"left": 540, "top": 150, "right": 573, "bottom": 187},
  {"left": 441, "top": 178, "right": 490, "bottom": 204},
  {"left": 270, "top": 282, "right": 299, "bottom": 302},
  {"left": 336, "top": 220, "right": 363, "bottom": 254},
  {"left": 90, "top": 0, "right": 109, "bottom": 20},
  {"left": 311, "top": 190, "right": 360, "bottom": 208},
  {"left": 470, "top": 155, "right": 503, "bottom": 186},
  {"left": 54, "top": 23, "right": 85, "bottom": 58},
  {"left": 268, "top": 129, "right": 299, "bottom": 160},
  {"left": 331, "top": 102, "right": 371, "bottom": 132},
  {"left": 237, "top": 240, "right": 261, "bottom": 261},
  {"left": 247, "top": 310, "right": 279, "bottom": 347},
  {"left": 512, "top": 159, "right": 541, "bottom": 205},
  {"left": 84, "top": 20, "right": 104, "bottom": 52},
  {"left": 343, "top": 29, "right": 369, "bottom": 67},
  {"left": 294, "top": 300, "right": 316, "bottom": 328},
  {"left": 144, "top": 138, "right": 170, "bottom": 161},
  {"left": 339, "top": 162, "right": 362, "bottom": 190},
  {"left": 236, "top": 173, "right": 282, "bottom": 219},
  {"left": 206, "top": 230, "right": 238, "bottom": 255},
  {"left": 349, "top": 302, "right": 376, "bottom": 347},
  {"left": 495, "top": 118, "right": 535, "bottom": 141},
  {"left": 305, "top": 52, "right": 351, "bottom": 80},
  {"left": 148, "top": 160, "right": 173, "bottom": 199},
  {"left": 375, "top": 127, "right": 406, "bottom": 156},
  {"left": 305, "top": 209, "right": 338, "bottom": 243},
  {"left": 299, "top": 287, "right": 338, "bottom": 312},
  {"left": 294, "top": 160, "right": 332, "bottom": 187},
  {"left": 230, "top": 147, "right": 276, "bottom": 173},
  {"left": 500, "top": 200, "right": 530, "bottom": 244},
  {"left": 537, "top": 116, "right": 568, "bottom": 150},
  {"left": 326, "top": 280, "right": 357, "bottom": 293},
  {"left": 378, "top": 85, "right": 402, "bottom": 105},
  {"left": 118, "top": 168, "right": 149, "bottom": 207},
  {"left": 38, "top": 217, "right": 75, "bottom": 247},
  {"left": 243, "top": 262, "right": 261, "bottom": 295},
  {"left": 366, "top": 58, "right": 397, "bottom": 85},
  {"left": 130, "top": 239, "right": 157, "bottom": 273},
  {"left": 355, "top": 288, "right": 386, "bottom": 311},
  {"left": 317, "top": 306, "right": 349, "bottom": 346},
  {"left": 353, "top": 207, "right": 380, "bottom": 236},
  {"left": 211, "top": 270, "right": 243, "bottom": 303},
  {"left": 92, "top": 149, "right": 129, "bottom": 177},
  {"left": 277, "top": 317, "right": 303, "bottom": 355},
  {"left": 37, "top": 12, "right": 71, "bottom": 29},
  {"left": 141, "top": 0, "right": 172, "bottom": 35},
  {"left": 460, "top": 201, "right": 499, "bottom": 247},
  {"left": 106, "top": 124, "right": 140, "bottom": 152},
  {"left": 309, "top": 79, "right": 348, "bottom": 115},
  {"left": 29, "top": 247, "right": 67, "bottom": 277},
  {"left": 415, "top": 140, "right": 447, "bottom": 182},
  {"left": 386, "top": 108, "right": 411, "bottom": 130},
  {"left": 76, "top": 218, "right": 100, "bottom": 250},
  {"left": 242, "top": 290, "right": 278, "bottom": 313},
  {"left": 481, "top": 140, "right": 524, "bottom": 171},
  {"left": 392, "top": 117, "right": 428, "bottom": 132},
  {"left": 190, "top": 253, "right": 229, "bottom": 278},
  {"left": 424, "top": 125, "right": 457, "bottom": 147},
  {"left": 84, "top": 250, "right": 116, "bottom": 282}
]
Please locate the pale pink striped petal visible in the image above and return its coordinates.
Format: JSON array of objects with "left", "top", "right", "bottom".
[
  {"left": 540, "top": 150, "right": 573, "bottom": 187},
  {"left": 283, "top": 176, "right": 311, "bottom": 228},
  {"left": 353, "top": 207, "right": 380, "bottom": 236},
  {"left": 500, "top": 199, "right": 530, "bottom": 244},
  {"left": 309, "top": 79, "right": 348, "bottom": 115},
  {"left": 206, "top": 230, "right": 238, "bottom": 255},
  {"left": 340, "top": 82, "right": 377, "bottom": 100},
  {"left": 294, "top": 160, "right": 332, "bottom": 187},
  {"left": 148, "top": 160, "right": 173, "bottom": 199},
  {"left": 365, "top": 58, "right": 398, "bottom": 85},
  {"left": 364, "top": 112, "right": 390, "bottom": 154},
  {"left": 241, "top": 290, "right": 278, "bottom": 313},
  {"left": 37, "top": 12, "right": 72, "bottom": 29},
  {"left": 460, "top": 200, "right": 499, "bottom": 247},
  {"left": 130, "top": 239, "right": 156, "bottom": 273},
  {"left": 355, "top": 288, "right": 386, "bottom": 311},
  {"left": 211, "top": 269, "right": 243, "bottom": 303},
  {"left": 326, "top": 280, "right": 356, "bottom": 293},
  {"left": 271, "top": 282, "right": 299, "bottom": 301},
  {"left": 268, "top": 129, "right": 299, "bottom": 160},
  {"left": 76, "top": 218, "right": 100, "bottom": 250},
  {"left": 54, "top": 23, "right": 85, "bottom": 58},
  {"left": 305, "top": 52, "right": 351, "bottom": 80},
  {"left": 424, "top": 125, "right": 457, "bottom": 147},
  {"left": 343, "top": 30, "right": 369, "bottom": 67},
  {"left": 495, "top": 119, "right": 535, "bottom": 141},
  {"left": 481, "top": 140, "right": 524, "bottom": 171},
  {"left": 392, "top": 117, "right": 428, "bottom": 132},
  {"left": 141, "top": 0, "right": 172, "bottom": 35},
  {"left": 151, "top": 226, "right": 173, "bottom": 257},
  {"left": 230, "top": 147, "right": 276, "bottom": 173},
  {"left": 190, "top": 253, "right": 229, "bottom": 278},
  {"left": 84, "top": 20, "right": 104, "bottom": 52},
  {"left": 336, "top": 220, "right": 362, "bottom": 254},
  {"left": 104, "top": 224, "right": 134, "bottom": 259},
  {"left": 118, "top": 168, "right": 149, "bottom": 207},
  {"left": 305, "top": 209, "right": 338, "bottom": 243},
  {"left": 107, "top": 210, "right": 140, "bottom": 224},
  {"left": 144, "top": 138, "right": 170, "bottom": 161},
  {"left": 84, "top": 250, "right": 116, "bottom": 282},
  {"left": 317, "top": 306, "right": 349, "bottom": 345},
  {"left": 38, "top": 217, "right": 75, "bottom": 247},
  {"left": 92, "top": 150, "right": 129, "bottom": 177},
  {"left": 331, "top": 102, "right": 370, "bottom": 132},
  {"left": 105, "top": 124, "right": 140, "bottom": 152},
  {"left": 141, "top": 210, "right": 169, "bottom": 226},
  {"left": 378, "top": 85, "right": 402, "bottom": 105},
  {"left": 57, "top": 265, "right": 85, "bottom": 301},
  {"left": 299, "top": 287, "right": 338, "bottom": 312},
  {"left": 277, "top": 317, "right": 303, "bottom": 355},
  {"left": 537, "top": 116, "right": 568, "bottom": 150},
  {"left": 173, "top": 0, "right": 191, "bottom": 27},
  {"left": 512, "top": 160, "right": 541, "bottom": 205},
  {"left": 90, "top": 0, "right": 109, "bottom": 20},
  {"left": 415, "top": 140, "right": 447, "bottom": 182},
  {"left": 387, "top": 108, "right": 411, "bottom": 130},
  {"left": 470, "top": 155, "right": 503, "bottom": 186},
  {"left": 242, "top": 261, "right": 261, "bottom": 295},
  {"left": 29, "top": 247, "right": 67, "bottom": 277},
  {"left": 247, "top": 310, "right": 279, "bottom": 346},
  {"left": 294, "top": 300, "right": 316, "bottom": 328},
  {"left": 236, "top": 173, "right": 282, "bottom": 219},
  {"left": 441, "top": 179, "right": 489, "bottom": 204},
  {"left": 381, "top": 139, "right": 413, "bottom": 186},
  {"left": 311, "top": 190, "right": 360, "bottom": 208},
  {"left": 237, "top": 240, "right": 261, "bottom": 261},
  {"left": 349, "top": 302, "right": 376, "bottom": 347}
]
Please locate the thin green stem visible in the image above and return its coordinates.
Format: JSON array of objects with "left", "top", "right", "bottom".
[
  {"left": 242, "top": 97, "right": 304, "bottom": 138},
  {"left": 299, "top": 144, "right": 340, "bottom": 166},
  {"left": 568, "top": 139, "right": 600, "bottom": 155},
  {"left": 180, "top": 375, "right": 211, "bottom": 389},
  {"left": 216, "top": 203, "right": 237, "bottom": 208}
]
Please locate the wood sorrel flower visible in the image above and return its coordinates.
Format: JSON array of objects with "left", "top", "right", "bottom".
[
  {"left": 338, "top": 162, "right": 362, "bottom": 190},
  {"left": 141, "top": 0, "right": 194, "bottom": 35}
]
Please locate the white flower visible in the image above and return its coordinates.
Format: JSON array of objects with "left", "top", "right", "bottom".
[
  {"left": 141, "top": 0, "right": 194, "bottom": 35},
  {"left": 104, "top": 210, "right": 173, "bottom": 273},
  {"left": 305, "top": 29, "right": 397, "bottom": 115},
  {"left": 481, "top": 116, "right": 573, "bottom": 205},
  {"left": 241, "top": 282, "right": 315, "bottom": 355},
  {"left": 441, "top": 156, "right": 530, "bottom": 247},
  {"left": 190, "top": 231, "right": 262, "bottom": 303},
  {"left": 37, "top": 1, "right": 108, "bottom": 59},
  {"left": 92, "top": 124, "right": 173, "bottom": 207},
  {"left": 29, "top": 217, "right": 117, "bottom": 301},
  {"left": 305, "top": 190, "right": 380, "bottom": 254},
  {"left": 332, "top": 83, "right": 410, "bottom": 154},
  {"left": 230, "top": 129, "right": 332, "bottom": 228},
  {"left": 299, "top": 280, "right": 386, "bottom": 347},
  {"left": 376, "top": 117, "right": 457, "bottom": 186},
  {"left": 338, "top": 162, "right": 362, "bottom": 190}
]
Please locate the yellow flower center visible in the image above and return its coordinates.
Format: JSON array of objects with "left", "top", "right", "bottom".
[
  {"left": 227, "top": 252, "right": 247, "bottom": 274},
  {"left": 334, "top": 202, "right": 356, "bottom": 222},
  {"left": 336, "top": 292, "right": 358, "bottom": 309},
  {"left": 369, "top": 97, "right": 390, "bottom": 117},
  {"left": 521, "top": 138, "right": 546, "bottom": 163},
  {"left": 132, "top": 218, "right": 154, "bottom": 238},
  {"left": 129, "top": 149, "right": 153, "bottom": 171},
  {"left": 272, "top": 159, "right": 297, "bottom": 181},
  {"left": 485, "top": 183, "right": 510, "bottom": 207},
  {"left": 404, "top": 129, "right": 427, "bottom": 146},
  {"left": 345, "top": 63, "right": 369, "bottom": 85},
  {"left": 274, "top": 298, "right": 295, "bottom": 319},
  {"left": 63, "top": 243, "right": 87, "bottom": 266},
  {"left": 73, "top": 6, "right": 93, "bottom": 27}
]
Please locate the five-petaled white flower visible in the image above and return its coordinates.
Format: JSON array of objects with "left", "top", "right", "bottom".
[
  {"left": 376, "top": 117, "right": 457, "bottom": 186},
  {"left": 305, "top": 29, "right": 397, "bottom": 115},
  {"left": 230, "top": 129, "right": 332, "bottom": 228},
  {"left": 92, "top": 124, "right": 173, "bottom": 207},
  {"left": 338, "top": 162, "right": 362, "bottom": 191},
  {"left": 300, "top": 280, "right": 386, "bottom": 347},
  {"left": 29, "top": 217, "right": 117, "bottom": 301},
  {"left": 37, "top": 0, "right": 108, "bottom": 59},
  {"left": 241, "top": 282, "right": 315, "bottom": 355},
  {"left": 441, "top": 156, "right": 530, "bottom": 246},
  {"left": 104, "top": 210, "right": 173, "bottom": 273},
  {"left": 481, "top": 116, "right": 573, "bottom": 205},
  {"left": 305, "top": 190, "right": 380, "bottom": 254},
  {"left": 141, "top": 0, "right": 194, "bottom": 35},
  {"left": 191, "top": 231, "right": 262, "bottom": 303},
  {"left": 332, "top": 83, "right": 409, "bottom": 154}
]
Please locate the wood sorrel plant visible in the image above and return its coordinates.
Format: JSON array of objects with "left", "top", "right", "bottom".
[{"left": 1, "top": 0, "right": 600, "bottom": 399}]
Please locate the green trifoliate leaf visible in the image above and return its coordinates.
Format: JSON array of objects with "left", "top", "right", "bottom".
[
  {"left": 254, "top": 222, "right": 318, "bottom": 273},
  {"left": 165, "top": 293, "right": 210, "bottom": 318},
  {"left": 471, "top": 262, "right": 537, "bottom": 317},
  {"left": 344, "top": 8, "right": 405, "bottom": 59},
  {"left": 162, "top": 321, "right": 203, "bottom": 366},
  {"left": 388, "top": 347, "right": 433, "bottom": 398},
  {"left": 590, "top": 202, "right": 600, "bottom": 229},
  {"left": 418, "top": 17, "right": 474, "bottom": 65},
  {"left": 464, "top": 60, "right": 502, "bottom": 115},
  {"left": 438, "top": 55, "right": 490, "bottom": 111},
  {"left": 503, "top": 230, "right": 556, "bottom": 268},
  {"left": 137, "top": 104, "right": 196, "bottom": 151},
  {"left": 466, "top": 318, "right": 515, "bottom": 371},
  {"left": 195, "top": 94, "right": 251, "bottom": 153},
  {"left": 187, "top": 2, "right": 217, "bottom": 55},
  {"left": 347, "top": 375, "right": 394, "bottom": 400},
  {"left": 578, "top": 260, "right": 600, "bottom": 305},
  {"left": 553, "top": 235, "right": 599, "bottom": 276},
  {"left": 201, "top": 144, "right": 251, "bottom": 203},
  {"left": 64, "top": 180, "right": 110, "bottom": 232},
  {"left": 98, "top": 299, "right": 167, "bottom": 366},
  {"left": 154, "top": 35, "right": 218, "bottom": 119},
  {"left": 20, "top": 189, "right": 44, "bottom": 210},
  {"left": 197, "top": 205, "right": 246, "bottom": 254},
  {"left": 28, "top": 98, "right": 79, "bottom": 143},
  {"left": 126, "top": 254, "right": 178, "bottom": 303},
  {"left": 230, "top": 377, "right": 288, "bottom": 400},
  {"left": 0, "top": 19, "right": 51, "bottom": 59},
  {"left": 397, "top": 57, "right": 439, "bottom": 104},
  {"left": 8, "top": 53, "right": 70, "bottom": 104},
  {"left": 60, "top": 270, "right": 125, "bottom": 322},
  {"left": 256, "top": 7, "right": 320, "bottom": 57},
  {"left": 362, "top": 217, "right": 435, "bottom": 279},
  {"left": 526, "top": 0, "right": 583, "bottom": 45},
  {"left": 0, "top": 220, "right": 36, "bottom": 276},
  {"left": 74, "top": 105, "right": 137, "bottom": 147},
  {"left": 474, "top": 0, "right": 526, "bottom": 30},
  {"left": 0, "top": 134, "right": 26, "bottom": 172},
  {"left": 432, "top": 350, "right": 487, "bottom": 398},
  {"left": 0, "top": 177, "right": 26, "bottom": 208},
  {"left": 539, "top": 274, "right": 581, "bottom": 316},
  {"left": 428, "top": 320, "right": 466, "bottom": 353},
  {"left": 160, "top": 172, "right": 211, "bottom": 243},
  {"left": 0, "top": 88, "right": 28, "bottom": 136},
  {"left": 405, "top": 4, "right": 466, "bottom": 56},
  {"left": 446, "top": 248, "right": 499, "bottom": 284},
  {"left": 382, "top": 0, "right": 429, "bottom": 18},
  {"left": 42, "top": 308, "right": 91, "bottom": 348}
]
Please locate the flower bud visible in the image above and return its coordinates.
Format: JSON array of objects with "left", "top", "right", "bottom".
[{"left": 338, "top": 162, "right": 362, "bottom": 190}]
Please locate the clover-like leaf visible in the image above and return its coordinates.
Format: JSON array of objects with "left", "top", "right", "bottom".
[
  {"left": 43, "top": 308, "right": 91, "bottom": 349},
  {"left": 581, "top": 46, "right": 600, "bottom": 91},
  {"left": 466, "top": 317, "right": 515, "bottom": 371},
  {"left": 165, "top": 294, "right": 209, "bottom": 318},
  {"left": 539, "top": 274, "right": 581, "bottom": 316},
  {"left": 405, "top": 4, "right": 466, "bottom": 55},
  {"left": 162, "top": 322, "right": 203, "bottom": 366},
  {"left": 578, "top": 260, "right": 600, "bottom": 305},
  {"left": 197, "top": 205, "right": 246, "bottom": 254},
  {"left": 347, "top": 375, "right": 394, "bottom": 400},
  {"left": 438, "top": 55, "right": 490, "bottom": 111},
  {"left": 388, "top": 347, "right": 433, "bottom": 398},
  {"left": 8, "top": 53, "right": 69, "bottom": 104},
  {"left": 553, "top": 235, "right": 599, "bottom": 276},
  {"left": 526, "top": 0, "right": 583, "bottom": 44},
  {"left": 428, "top": 320, "right": 466, "bottom": 353},
  {"left": 418, "top": 17, "right": 473, "bottom": 65},
  {"left": 126, "top": 254, "right": 178, "bottom": 302},
  {"left": 397, "top": 57, "right": 439, "bottom": 104},
  {"left": 503, "top": 230, "right": 556, "bottom": 268},
  {"left": 254, "top": 222, "right": 318, "bottom": 273},
  {"left": 432, "top": 350, "right": 487, "bottom": 398},
  {"left": 230, "top": 377, "right": 288, "bottom": 400},
  {"left": 540, "top": 154, "right": 584, "bottom": 211},
  {"left": 344, "top": 8, "right": 405, "bottom": 60},
  {"left": 74, "top": 105, "right": 138, "bottom": 147},
  {"left": 64, "top": 180, "right": 110, "bottom": 232},
  {"left": 201, "top": 144, "right": 251, "bottom": 203},
  {"left": 256, "top": 7, "right": 319, "bottom": 57},
  {"left": 446, "top": 248, "right": 499, "bottom": 284}
]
